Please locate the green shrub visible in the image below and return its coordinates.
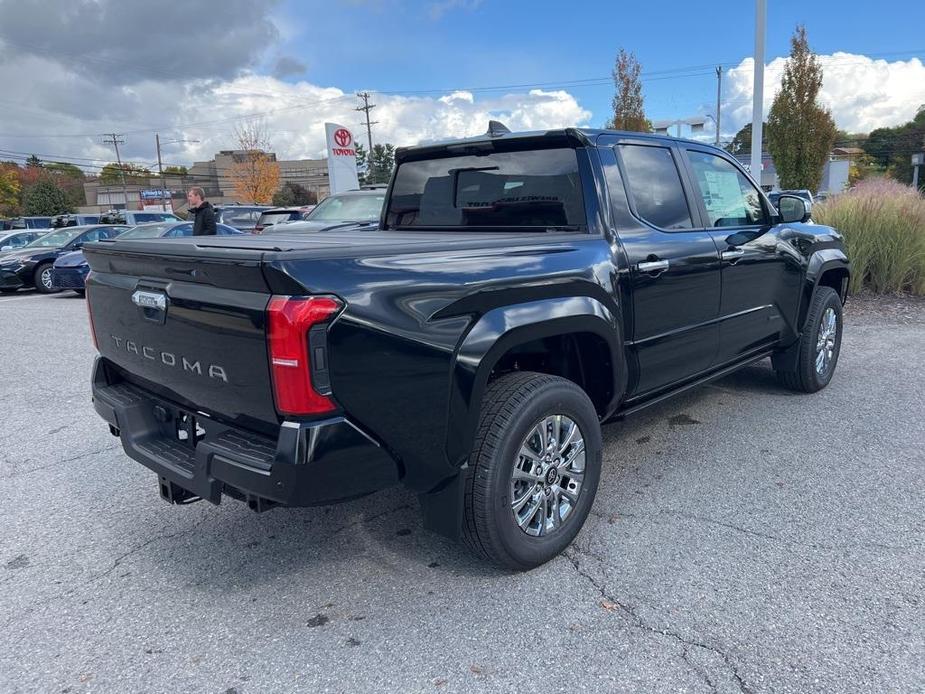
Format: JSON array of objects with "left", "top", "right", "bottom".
[{"left": 814, "top": 179, "right": 925, "bottom": 295}]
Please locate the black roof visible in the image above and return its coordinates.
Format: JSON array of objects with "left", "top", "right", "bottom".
[{"left": 396, "top": 127, "right": 726, "bottom": 163}]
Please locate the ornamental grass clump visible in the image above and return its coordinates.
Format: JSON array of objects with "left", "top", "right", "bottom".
[{"left": 814, "top": 179, "right": 925, "bottom": 295}]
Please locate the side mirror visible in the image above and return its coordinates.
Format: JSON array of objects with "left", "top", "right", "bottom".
[
  {"left": 71, "top": 242, "right": 83, "bottom": 250},
  {"left": 777, "top": 195, "right": 809, "bottom": 223}
]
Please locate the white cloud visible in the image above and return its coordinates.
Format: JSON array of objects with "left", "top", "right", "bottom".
[
  {"left": 0, "top": 63, "right": 592, "bottom": 170},
  {"left": 722, "top": 52, "right": 925, "bottom": 135}
]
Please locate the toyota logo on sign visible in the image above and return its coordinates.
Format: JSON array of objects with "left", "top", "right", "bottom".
[{"left": 333, "top": 129, "right": 352, "bottom": 147}]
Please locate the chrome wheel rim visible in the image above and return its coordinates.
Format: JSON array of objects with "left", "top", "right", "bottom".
[
  {"left": 815, "top": 307, "right": 838, "bottom": 376},
  {"left": 510, "top": 415, "right": 586, "bottom": 537},
  {"left": 41, "top": 268, "right": 53, "bottom": 290}
]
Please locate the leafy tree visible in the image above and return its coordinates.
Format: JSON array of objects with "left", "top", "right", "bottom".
[
  {"left": 766, "top": 26, "right": 837, "bottom": 192},
  {"left": 0, "top": 166, "right": 21, "bottom": 215},
  {"left": 862, "top": 107, "right": 925, "bottom": 190},
  {"left": 162, "top": 165, "right": 188, "bottom": 175},
  {"left": 45, "top": 162, "right": 87, "bottom": 208},
  {"left": 100, "top": 162, "right": 151, "bottom": 183},
  {"left": 355, "top": 143, "right": 369, "bottom": 184},
  {"left": 22, "top": 180, "right": 72, "bottom": 215},
  {"left": 725, "top": 122, "right": 768, "bottom": 156},
  {"left": 608, "top": 49, "right": 650, "bottom": 132},
  {"left": 45, "top": 162, "right": 85, "bottom": 180},
  {"left": 367, "top": 143, "right": 395, "bottom": 184},
  {"left": 272, "top": 181, "right": 317, "bottom": 207},
  {"left": 229, "top": 120, "right": 280, "bottom": 203},
  {"left": 25, "top": 154, "right": 42, "bottom": 168}
]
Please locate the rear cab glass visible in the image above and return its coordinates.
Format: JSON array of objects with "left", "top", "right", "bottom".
[{"left": 386, "top": 147, "right": 586, "bottom": 231}]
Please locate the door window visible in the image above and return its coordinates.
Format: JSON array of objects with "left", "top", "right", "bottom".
[
  {"left": 686, "top": 151, "right": 769, "bottom": 227},
  {"left": 618, "top": 145, "right": 693, "bottom": 230}
]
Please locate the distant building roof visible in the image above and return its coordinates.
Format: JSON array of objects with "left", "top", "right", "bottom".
[{"left": 832, "top": 147, "right": 865, "bottom": 157}]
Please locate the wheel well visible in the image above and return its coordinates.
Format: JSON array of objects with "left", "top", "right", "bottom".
[
  {"left": 818, "top": 267, "right": 849, "bottom": 302},
  {"left": 488, "top": 332, "right": 613, "bottom": 416}
]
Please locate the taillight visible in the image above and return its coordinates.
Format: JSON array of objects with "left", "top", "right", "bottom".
[
  {"left": 267, "top": 295, "right": 342, "bottom": 416},
  {"left": 85, "top": 271, "right": 98, "bottom": 350}
]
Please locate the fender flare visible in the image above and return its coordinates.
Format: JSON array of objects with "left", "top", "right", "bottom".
[
  {"left": 443, "top": 295, "right": 625, "bottom": 469},
  {"left": 800, "top": 249, "right": 851, "bottom": 326}
]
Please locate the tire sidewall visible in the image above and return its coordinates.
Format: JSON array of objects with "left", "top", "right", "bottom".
[
  {"left": 33, "top": 263, "right": 58, "bottom": 294},
  {"left": 804, "top": 288, "right": 843, "bottom": 389},
  {"left": 481, "top": 381, "right": 602, "bottom": 569}
]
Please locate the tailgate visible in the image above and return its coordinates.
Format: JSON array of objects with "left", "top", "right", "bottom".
[{"left": 84, "top": 240, "right": 279, "bottom": 432}]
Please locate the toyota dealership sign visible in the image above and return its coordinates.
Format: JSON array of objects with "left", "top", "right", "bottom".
[{"left": 325, "top": 122, "right": 360, "bottom": 194}]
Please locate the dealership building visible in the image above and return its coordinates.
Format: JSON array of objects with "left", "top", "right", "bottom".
[{"left": 80, "top": 150, "right": 331, "bottom": 214}]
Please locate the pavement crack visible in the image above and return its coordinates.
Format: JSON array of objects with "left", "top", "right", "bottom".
[
  {"left": 0, "top": 444, "right": 121, "bottom": 480},
  {"left": 563, "top": 545, "right": 750, "bottom": 694},
  {"left": 597, "top": 509, "right": 919, "bottom": 553},
  {"left": 330, "top": 503, "right": 413, "bottom": 536}
]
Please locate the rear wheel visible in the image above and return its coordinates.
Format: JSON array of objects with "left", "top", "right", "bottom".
[
  {"left": 33, "top": 263, "right": 59, "bottom": 294},
  {"left": 462, "top": 372, "right": 602, "bottom": 570},
  {"left": 775, "top": 286, "right": 843, "bottom": 393}
]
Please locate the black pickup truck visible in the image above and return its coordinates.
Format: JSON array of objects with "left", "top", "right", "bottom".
[{"left": 84, "top": 125, "right": 849, "bottom": 570}]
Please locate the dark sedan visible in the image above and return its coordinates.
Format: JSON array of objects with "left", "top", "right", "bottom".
[
  {"left": 50, "top": 221, "right": 244, "bottom": 294},
  {"left": 0, "top": 225, "right": 130, "bottom": 294}
]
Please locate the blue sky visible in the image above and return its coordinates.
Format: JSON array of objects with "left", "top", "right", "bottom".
[
  {"left": 1, "top": 0, "right": 923, "bottom": 166},
  {"left": 271, "top": 0, "right": 925, "bottom": 128}
]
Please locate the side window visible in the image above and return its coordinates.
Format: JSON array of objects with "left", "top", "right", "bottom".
[
  {"left": 168, "top": 224, "right": 193, "bottom": 238},
  {"left": 81, "top": 228, "right": 105, "bottom": 243},
  {"left": 686, "top": 150, "right": 769, "bottom": 227},
  {"left": 618, "top": 145, "right": 693, "bottom": 230}
]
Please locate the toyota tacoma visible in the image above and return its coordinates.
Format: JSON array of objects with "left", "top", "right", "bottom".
[{"left": 84, "top": 124, "right": 850, "bottom": 569}]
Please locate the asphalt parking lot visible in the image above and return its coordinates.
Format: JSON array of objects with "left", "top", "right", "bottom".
[{"left": 1, "top": 289, "right": 922, "bottom": 694}]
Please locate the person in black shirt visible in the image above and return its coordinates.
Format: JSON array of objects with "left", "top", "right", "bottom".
[{"left": 186, "top": 187, "right": 216, "bottom": 236}]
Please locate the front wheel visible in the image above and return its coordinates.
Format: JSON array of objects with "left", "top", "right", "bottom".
[
  {"left": 462, "top": 372, "right": 602, "bottom": 570},
  {"left": 775, "top": 286, "right": 843, "bottom": 393},
  {"left": 33, "top": 263, "right": 59, "bottom": 294}
]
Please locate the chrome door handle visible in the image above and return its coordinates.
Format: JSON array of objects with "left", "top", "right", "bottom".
[
  {"left": 636, "top": 259, "right": 670, "bottom": 273},
  {"left": 721, "top": 249, "right": 745, "bottom": 261}
]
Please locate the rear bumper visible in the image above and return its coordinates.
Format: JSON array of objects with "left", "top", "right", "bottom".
[{"left": 91, "top": 358, "right": 400, "bottom": 509}]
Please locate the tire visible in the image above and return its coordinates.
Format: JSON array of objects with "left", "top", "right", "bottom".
[
  {"left": 775, "top": 286, "right": 843, "bottom": 393},
  {"left": 33, "top": 263, "right": 59, "bottom": 294},
  {"left": 73, "top": 289, "right": 86, "bottom": 297},
  {"left": 462, "top": 371, "right": 602, "bottom": 571}
]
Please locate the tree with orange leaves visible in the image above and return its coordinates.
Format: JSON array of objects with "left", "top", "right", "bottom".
[{"left": 229, "top": 120, "right": 280, "bottom": 203}]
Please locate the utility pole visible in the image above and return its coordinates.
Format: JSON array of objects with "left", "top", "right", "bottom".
[
  {"left": 156, "top": 133, "right": 166, "bottom": 212},
  {"left": 715, "top": 65, "right": 723, "bottom": 146},
  {"left": 355, "top": 91, "right": 378, "bottom": 175},
  {"left": 101, "top": 133, "right": 128, "bottom": 208},
  {"left": 750, "top": 0, "right": 767, "bottom": 184}
]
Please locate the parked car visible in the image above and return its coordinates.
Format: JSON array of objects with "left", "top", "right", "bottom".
[
  {"left": 254, "top": 207, "right": 313, "bottom": 232},
  {"left": 0, "top": 230, "right": 47, "bottom": 252},
  {"left": 0, "top": 225, "right": 130, "bottom": 294},
  {"left": 83, "top": 125, "right": 849, "bottom": 569},
  {"left": 98, "top": 210, "right": 183, "bottom": 225},
  {"left": 50, "top": 214, "right": 101, "bottom": 228},
  {"left": 0, "top": 220, "right": 11, "bottom": 232},
  {"left": 266, "top": 189, "right": 386, "bottom": 234},
  {"left": 214, "top": 204, "right": 273, "bottom": 233},
  {"left": 9, "top": 216, "right": 53, "bottom": 230},
  {"left": 51, "top": 221, "right": 244, "bottom": 295}
]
